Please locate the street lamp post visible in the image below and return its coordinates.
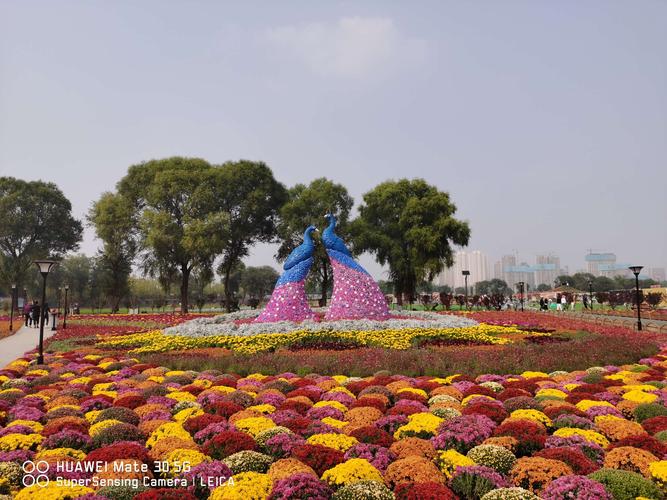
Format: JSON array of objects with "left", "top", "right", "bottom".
[
  {"left": 588, "top": 280, "right": 594, "bottom": 311},
  {"left": 63, "top": 285, "right": 69, "bottom": 329},
  {"left": 34, "top": 260, "right": 58, "bottom": 364},
  {"left": 629, "top": 266, "right": 643, "bottom": 331},
  {"left": 462, "top": 270, "right": 470, "bottom": 310},
  {"left": 9, "top": 284, "right": 16, "bottom": 331},
  {"left": 517, "top": 281, "right": 525, "bottom": 312}
]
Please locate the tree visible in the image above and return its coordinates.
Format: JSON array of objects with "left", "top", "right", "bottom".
[
  {"left": 646, "top": 292, "right": 664, "bottom": 310},
  {"left": 0, "top": 177, "right": 82, "bottom": 290},
  {"left": 554, "top": 275, "right": 574, "bottom": 287},
  {"left": 276, "top": 178, "right": 353, "bottom": 306},
  {"left": 593, "top": 276, "right": 615, "bottom": 292},
  {"left": 88, "top": 192, "right": 138, "bottom": 312},
  {"left": 351, "top": 179, "right": 470, "bottom": 305},
  {"left": 207, "top": 161, "right": 287, "bottom": 312},
  {"left": 240, "top": 266, "right": 280, "bottom": 301},
  {"left": 536, "top": 283, "right": 551, "bottom": 292},
  {"left": 49, "top": 254, "right": 93, "bottom": 305},
  {"left": 476, "top": 279, "right": 511, "bottom": 296},
  {"left": 115, "top": 157, "right": 229, "bottom": 313}
]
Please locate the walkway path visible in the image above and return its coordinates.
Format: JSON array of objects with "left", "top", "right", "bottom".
[
  {"left": 0, "top": 323, "right": 57, "bottom": 367},
  {"left": 559, "top": 310, "right": 667, "bottom": 332}
]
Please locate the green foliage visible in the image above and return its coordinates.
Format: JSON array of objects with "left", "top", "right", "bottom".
[
  {"left": 88, "top": 192, "right": 137, "bottom": 311},
  {"left": 588, "top": 468, "right": 660, "bottom": 500},
  {"left": 0, "top": 177, "right": 82, "bottom": 289},
  {"left": 633, "top": 403, "right": 667, "bottom": 423},
  {"left": 276, "top": 177, "right": 353, "bottom": 305},
  {"left": 476, "top": 279, "right": 512, "bottom": 296},
  {"left": 239, "top": 266, "right": 279, "bottom": 300},
  {"left": 112, "top": 157, "right": 230, "bottom": 312},
  {"left": 450, "top": 470, "right": 498, "bottom": 499},
  {"left": 351, "top": 179, "right": 469, "bottom": 303},
  {"left": 207, "top": 160, "right": 287, "bottom": 311}
]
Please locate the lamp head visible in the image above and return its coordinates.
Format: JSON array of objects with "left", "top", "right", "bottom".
[
  {"left": 34, "top": 260, "right": 58, "bottom": 276},
  {"left": 462, "top": 270, "right": 470, "bottom": 276},
  {"left": 629, "top": 265, "right": 643, "bottom": 277},
  {"left": 65, "top": 285, "right": 69, "bottom": 291}
]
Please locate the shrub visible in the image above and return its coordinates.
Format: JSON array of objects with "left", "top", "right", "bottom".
[
  {"left": 291, "top": 444, "right": 345, "bottom": 476},
  {"left": 449, "top": 465, "right": 510, "bottom": 499},
  {"left": 203, "top": 430, "right": 256, "bottom": 459},
  {"left": 222, "top": 450, "right": 273, "bottom": 474},
  {"left": 182, "top": 413, "right": 225, "bottom": 435},
  {"left": 269, "top": 472, "right": 332, "bottom": 500},
  {"left": 321, "top": 458, "right": 384, "bottom": 488},
  {"left": 91, "top": 423, "right": 144, "bottom": 448},
  {"left": 541, "top": 475, "right": 611, "bottom": 500},
  {"left": 467, "top": 444, "right": 516, "bottom": 474},
  {"left": 331, "top": 480, "right": 394, "bottom": 500},
  {"left": 83, "top": 441, "right": 150, "bottom": 465},
  {"left": 133, "top": 489, "right": 196, "bottom": 500},
  {"left": 431, "top": 414, "right": 497, "bottom": 453},
  {"left": 264, "top": 432, "right": 305, "bottom": 459},
  {"left": 607, "top": 434, "right": 667, "bottom": 458},
  {"left": 344, "top": 443, "right": 396, "bottom": 472},
  {"left": 510, "top": 457, "right": 573, "bottom": 493},
  {"left": 394, "top": 481, "right": 457, "bottom": 499},
  {"left": 588, "top": 468, "right": 661, "bottom": 500},
  {"left": 480, "top": 487, "right": 539, "bottom": 499},
  {"left": 602, "top": 446, "right": 657, "bottom": 476},
  {"left": 634, "top": 403, "right": 667, "bottom": 423},
  {"left": 493, "top": 420, "right": 546, "bottom": 456},
  {"left": 349, "top": 426, "right": 394, "bottom": 448},
  {"left": 384, "top": 455, "right": 446, "bottom": 489},
  {"left": 93, "top": 407, "right": 140, "bottom": 426},
  {"left": 535, "top": 447, "right": 598, "bottom": 475},
  {"left": 96, "top": 484, "right": 149, "bottom": 500}
]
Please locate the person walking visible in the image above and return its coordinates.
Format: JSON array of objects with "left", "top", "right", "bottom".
[
  {"left": 23, "top": 301, "right": 33, "bottom": 327},
  {"left": 561, "top": 294, "right": 567, "bottom": 311},
  {"left": 31, "top": 301, "right": 41, "bottom": 328}
]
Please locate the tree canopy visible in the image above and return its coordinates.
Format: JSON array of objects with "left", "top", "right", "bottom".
[
  {"left": 276, "top": 178, "right": 353, "bottom": 305},
  {"left": 0, "top": 177, "right": 82, "bottom": 289},
  {"left": 351, "top": 179, "right": 470, "bottom": 304}
]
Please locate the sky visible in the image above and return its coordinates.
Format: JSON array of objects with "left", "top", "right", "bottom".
[{"left": 1, "top": 0, "right": 665, "bottom": 281}]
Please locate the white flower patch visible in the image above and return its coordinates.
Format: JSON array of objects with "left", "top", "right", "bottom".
[{"left": 164, "top": 309, "right": 478, "bottom": 338}]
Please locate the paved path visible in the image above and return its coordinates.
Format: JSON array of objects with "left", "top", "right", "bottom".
[
  {"left": 558, "top": 310, "right": 667, "bottom": 332},
  {"left": 0, "top": 323, "right": 57, "bottom": 367}
]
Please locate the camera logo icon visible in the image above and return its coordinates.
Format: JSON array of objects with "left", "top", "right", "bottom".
[{"left": 21, "top": 461, "right": 50, "bottom": 487}]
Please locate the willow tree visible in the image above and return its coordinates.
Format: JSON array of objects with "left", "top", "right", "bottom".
[{"left": 351, "top": 179, "right": 470, "bottom": 305}]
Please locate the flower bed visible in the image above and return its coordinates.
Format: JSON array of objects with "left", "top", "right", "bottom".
[
  {"left": 2, "top": 345, "right": 667, "bottom": 498},
  {"left": 97, "top": 323, "right": 542, "bottom": 355}
]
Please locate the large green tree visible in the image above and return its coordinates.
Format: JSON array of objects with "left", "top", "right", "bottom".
[
  {"left": 115, "top": 157, "right": 229, "bottom": 313},
  {"left": 276, "top": 178, "right": 353, "bottom": 305},
  {"left": 351, "top": 179, "right": 470, "bottom": 304},
  {"left": 88, "top": 192, "right": 138, "bottom": 312},
  {"left": 240, "top": 266, "right": 280, "bottom": 301},
  {"left": 207, "top": 161, "right": 287, "bottom": 311},
  {"left": 0, "top": 177, "right": 82, "bottom": 290}
]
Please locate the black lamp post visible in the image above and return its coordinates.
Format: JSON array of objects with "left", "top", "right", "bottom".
[
  {"left": 517, "top": 281, "right": 525, "bottom": 312},
  {"left": 9, "top": 284, "right": 16, "bottom": 331},
  {"left": 588, "top": 280, "right": 594, "bottom": 311},
  {"left": 629, "top": 266, "right": 643, "bottom": 331},
  {"left": 462, "top": 270, "right": 470, "bottom": 310},
  {"left": 34, "top": 260, "right": 58, "bottom": 364},
  {"left": 63, "top": 285, "right": 69, "bottom": 329}
]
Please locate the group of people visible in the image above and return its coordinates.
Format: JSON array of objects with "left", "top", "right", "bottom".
[{"left": 23, "top": 300, "right": 50, "bottom": 328}]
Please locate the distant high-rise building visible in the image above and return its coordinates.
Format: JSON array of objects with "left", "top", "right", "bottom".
[
  {"left": 534, "top": 254, "right": 560, "bottom": 287},
  {"left": 438, "top": 250, "right": 489, "bottom": 290},
  {"left": 586, "top": 252, "right": 616, "bottom": 276}
]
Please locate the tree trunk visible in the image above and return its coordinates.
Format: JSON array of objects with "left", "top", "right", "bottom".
[
  {"left": 223, "top": 263, "right": 233, "bottom": 313},
  {"left": 320, "top": 261, "right": 329, "bottom": 306},
  {"left": 180, "top": 265, "right": 190, "bottom": 314},
  {"left": 395, "top": 282, "right": 403, "bottom": 307}
]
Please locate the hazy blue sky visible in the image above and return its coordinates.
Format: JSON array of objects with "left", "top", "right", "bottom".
[{"left": 1, "top": 1, "right": 665, "bottom": 280}]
